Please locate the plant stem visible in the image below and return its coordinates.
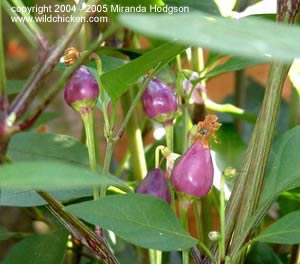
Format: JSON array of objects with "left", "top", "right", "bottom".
[
  {"left": 164, "top": 122, "right": 174, "bottom": 152},
  {"left": 11, "top": 0, "right": 47, "bottom": 50},
  {"left": 0, "top": 3, "right": 7, "bottom": 98},
  {"left": 81, "top": 110, "right": 99, "bottom": 200},
  {"left": 179, "top": 201, "right": 190, "bottom": 264},
  {"left": 226, "top": 61, "right": 290, "bottom": 260},
  {"left": 182, "top": 105, "right": 189, "bottom": 153},
  {"left": 224, "top": 1, "right": 297, "bottom": 260},
  {"left": 101, "top": 141, "right": 113, "bottom": 196},
  {"left": 191, "top": 47, "right": 204, "bottom": 73},
  {"left": 193, "top": 201, "right": 204, "bottom": 244},
  {"left": 2, "top": 0, "right": 38, "bottom": 48},
  {"left": 234, "top": 70, "right": 247, "bottom": 134},
  {"left": 37, "top": 191, "right": 119, "bottom": 264},
  {"left": 220, "top": 173, "right": 226, "bottom": 262},
  {"left": 120, "top": 88, "right": 147, "bottom": 181}
]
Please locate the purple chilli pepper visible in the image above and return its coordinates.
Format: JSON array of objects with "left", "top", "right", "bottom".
[
  {"left": 171, "top": 115, "right": 221, "bottom": 198},
  {"left": 136, "top": 168, "right": 171, "bottom": 204},
  {"left": 64, "top": 66, "right": 99, "bottom": 113},
  {"left": 142, "top": 78, "right": 177, "bottom": 125}
]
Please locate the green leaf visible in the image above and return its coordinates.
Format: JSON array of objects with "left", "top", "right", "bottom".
[
  {"left": 261, "top": 126, "right": 300, "bottom": 204},
  {"left": 163, "top": 0, "right": 220, "bottom": 15},
  {"left": 0, "top": 161, "right": 129, "bottom": 192},
  {"left": 204, "top": 57, "right": 267, "bottom": 80},
  {"left": 120, "top": 12, "right": 300, "bottom": 62},
  {"left": 3, "top": 230, "right": 68, "bottom": 264},
  {"left": 245, "top": 243, "right": 283, "bottom": 264},
  {"left": 8, "top": 132, "right": 89, "bottom": 166},
  {"left": 100, "top": 43, "right": 185, "bottom": 102},
  {"left": 55, "top": 55, "right": 126, "bottom": 73},
  {"left": 246, "top": 127, "right": 300, "bottom": 240},
  {"left": 255, "top": 211, "right": 300, "bottom": 244},
  {"left": 67, "top": 194, "right": 197, "bottom": 251},
  {"left": 7, "top": 80, "right": 24, "bottom": 95}
]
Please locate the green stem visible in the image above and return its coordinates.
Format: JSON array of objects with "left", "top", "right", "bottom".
[
  {"left": 193, "top": 200, "right": 205, "bottom": 245},
  {"left": 226, "top": 61, "right": 290, "bottom": 260},
  {"left": 179, "top": 201, "right": 189, "bottom": 264},
  {"left": 120, "top": 89, "right": 147, "bottom": 181},
  {"left": 81, "top": 110, "right": 99, "bottom": 200},
  {"left": 2, "top": 0, "right": 37, "bottom": 48},
  {"left": 182, "top": 106, "right": 189, "bottom": 153},
  {"left": 0, "top": 3, "right": 7, "bottom": 97},
  {"left": 101, "top": 141, "right": 113, "bottom": 196},
  {"left": 164, "top": 122, "right": 174, "bottom": 152},
  {"left": 191, "top": 47, "right": 204, "bottom": 73},
  {"left": 220, "top": 173, "right": 226, "bottom": 262}
]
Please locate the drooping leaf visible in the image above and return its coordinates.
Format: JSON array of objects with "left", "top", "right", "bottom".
[
  {"left": 204, "top": 57, "right": 267, "bottom": 80},
  {"left": 67, "top": 194, "right": 197, "bottom": 251},
  {"left": 255, "top": 211, "right": 300, "bottom": 244},
  {"left": 246, "top": 127, "right": 300, "bottom": 238},
  {"left": 0, "top": 161, "right": 128, "bottom": 192},
  {"left": 100, "top": 43, "right": 185, "bottom": 102},
  {"left": 261, "top": 126, "right": 300, "bottom": 204},
  {"left": 2, "top": 230, "right": 68, "bottom": 264},
  {"left": 7, "top": 132, "right": 89, "bottom": 166},
  {"left": 119, "top": 12, "right": 300, "bottom": 62}
]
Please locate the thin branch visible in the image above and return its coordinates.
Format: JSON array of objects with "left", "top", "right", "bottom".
[
  {"left": 2, "top": 0, "right": 38, "bottom": 49},
  {"left": 0, "top": 3, "right": 7, "bottom": 100},
  {"left": 10, "top": 0, "right": 48, "bottom": 50},
  {"left": 38, "top": 191, "right": 119, "bottom": 264},
  {"left": 7, "top": 0, "right": 100, "bottom": 122}
]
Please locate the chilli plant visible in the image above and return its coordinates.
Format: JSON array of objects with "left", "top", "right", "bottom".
[{"left": 1, "top": 0, "right": 300, "bottom": 264}]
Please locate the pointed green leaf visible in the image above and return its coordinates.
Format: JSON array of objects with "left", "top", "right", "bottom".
[
  {"left": 119, "top": 12, "right": 300, "bottom": 62},
  {"left": 67, "top": 194, "right": 197, "bottom": 251},
  {"left": 0, "top": 161, "right": 129, "bottom": 192},
  {"left": 3, "top": 230, "right": 68, "bottom": 264},
  {"left": 100, "top": 43, "right": 185, "bottom": 102},
  {"left": 255, "top": 211, "right": 300, "bottom": 244},
  {"left": 8, "top": 132, "right": 89, "bottom": 167}
]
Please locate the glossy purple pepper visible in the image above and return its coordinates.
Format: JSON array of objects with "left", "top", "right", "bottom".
[
  {"left": 171, "top": 115, "right": 221, "bottom": 198},
  {"left": 64, "top": 66, "right": 99, "bottom": 112},
  {"left": 142, "top": 78, "right": 177, "bottom": 124},
  {"left": 171, "top": 141, "right": 214, "bottom": 198},
  {"left": 136, "top": 168, "right": 171, "bottom": 204}
]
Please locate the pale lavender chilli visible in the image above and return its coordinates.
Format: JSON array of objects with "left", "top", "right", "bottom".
[
  {"left": 171, "top": 141, "right": 214, "bottom": 198},
  {"left": 183, "top": 72, "right": 206, "bottom": 104},
  {"left": 64, "top": 66, "right": 99, "bottom": 107},
  {"left": 142, "top": 78, "right": 177, "bottom": 121},
  {"left": 136, "top": 168, "right": 171, "bottom": 204}
]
